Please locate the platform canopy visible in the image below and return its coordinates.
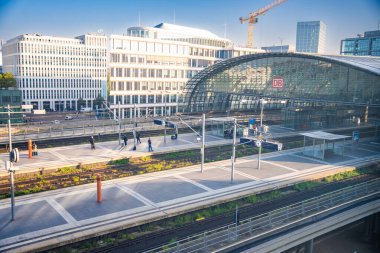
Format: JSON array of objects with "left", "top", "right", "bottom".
[
  {"left": 300, "top": 131, "right": 350, "bottom": 161},
  {"left": 299, "top": 131, "right": 350, "bottom": 141}
]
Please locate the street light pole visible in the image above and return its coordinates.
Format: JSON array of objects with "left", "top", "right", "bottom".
[
  {"left": 7, "top": 104, "right": 15, "bottom": 221},
  {"left": 258, "top": 99, "right": 265, "bottom": 170},
  {"left": 231, "top": 118, "right": 237, "bottom": 184},
  {"left": 164, "top": 93, "right": 167, "bottom": 144},
  {"left": 118, "top": 101, "right": 121, "bottom": 146},
  {"left": 178, "top": 116, "right": 205, "bottom": 173},
  {"left": 201, "top": 113, "right": 206, "bottom": 173},
  {"left": 133, "top": 104, "right": 137, "bottom": 149}
]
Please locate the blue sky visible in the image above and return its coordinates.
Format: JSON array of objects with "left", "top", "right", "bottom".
[{"left": 0, "top": 0, "right": 379, "bottom": 54}]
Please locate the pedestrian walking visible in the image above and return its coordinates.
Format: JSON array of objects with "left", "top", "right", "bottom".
[
  {"left": 136, "top": 132, "right": 141, "bottom": 144},
  {"left": 89, "top": 136, "right": 95, "bottom": 150},
  {"left": 123, "top": 134, "right": 128, "bottom": 146},
  {"left": 32, "top": 142, "right": 38, "bottom": 156},
  {"left": 148, "top": 137, "right": 153, "bottom": 152}
]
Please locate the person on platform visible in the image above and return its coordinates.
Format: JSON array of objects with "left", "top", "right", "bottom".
[
  {"left": 148, "top": 137, "right": 153, "bottom": 152},
  {"left": 89, "top": 136, "right": 95, "bottom": 150},
  {"left": 32, "top": 142, "right": 38, "bottom": 156},
  {"left": 136, "top": 132, "right": 141, "bottom": 144},
  {"left": 123, "top": 134, "right": 128, "bottom": 146}
]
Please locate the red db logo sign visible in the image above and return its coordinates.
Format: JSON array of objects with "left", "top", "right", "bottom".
[{"left": 272, "top": 77, "right": 284, "bottom": 88}]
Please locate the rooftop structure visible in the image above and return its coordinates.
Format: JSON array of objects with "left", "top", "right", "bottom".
[{"left": 261, "top": 45, "right": 295, "bottom": 53}]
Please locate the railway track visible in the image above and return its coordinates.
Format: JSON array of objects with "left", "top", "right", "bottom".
[{"left": 51, "top": 172, "right": 379, "bottom": 253}]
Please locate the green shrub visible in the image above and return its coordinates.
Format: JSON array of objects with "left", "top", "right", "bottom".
[
  {"left": 293, "top": 181, "right": 320, "bottom": 192},
  {"left": 246, "top": 194, "right": 258, "bottom": 204}
]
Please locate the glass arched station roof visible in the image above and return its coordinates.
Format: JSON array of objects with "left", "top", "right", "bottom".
[{"left": 182, "top": 53, "right": 380, "bottom": 113}]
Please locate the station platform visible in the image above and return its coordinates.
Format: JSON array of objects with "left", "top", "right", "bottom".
[
  {"left": 0, "top": 133, "right": 231, "bottom": 176},
  {"left": 1, "top": 124, "right": 367, "bottom": 176},
  {"left": 1, "top": 137, "right": 379, "bottom": 252}
]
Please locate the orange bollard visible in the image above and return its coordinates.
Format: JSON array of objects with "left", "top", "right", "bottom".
[
  {"left": 28, "top": 139, "right": 32, "bottom": 159},
  {"left": 97, "top": 174, "right": 102, "bottom": 203}
]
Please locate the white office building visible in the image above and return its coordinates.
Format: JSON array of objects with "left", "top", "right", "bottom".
[
  {"left": 109, "top": 23, "right": 262, "bottom": 118},
  {"left": 2, "top": 34, "right": 107, "bottom": 110},
  {"left": 296, "top": 21, "right": 326, "bottom": 54}
]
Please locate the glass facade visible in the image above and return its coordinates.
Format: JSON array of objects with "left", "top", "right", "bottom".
[
  {"left": 341, "top": 30, "right": 380, "bottom": 56},
  {"left": 296, "top": 21, "right": 326, "bottom": 53},
  {"left": 183, "top": 53, "right": 380, "bottom": 129}
]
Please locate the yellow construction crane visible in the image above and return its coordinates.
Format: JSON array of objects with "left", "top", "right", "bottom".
[{"left": 240, "top": 0, "right": 288, "bottom": 48}]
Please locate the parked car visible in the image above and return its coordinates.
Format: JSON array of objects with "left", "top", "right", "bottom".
[
  {"left": 65, "top": 115, "right": 73, "bottom": 120},
  {"left": 53, "top": 120, "right": 60, "bottom": 124}
]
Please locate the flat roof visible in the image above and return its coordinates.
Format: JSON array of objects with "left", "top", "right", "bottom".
[{"left": 299, "top": 131, "right": 350, "bottom": 140}]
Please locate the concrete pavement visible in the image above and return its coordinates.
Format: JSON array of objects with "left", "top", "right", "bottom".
[{"left": 0, "top": 138, "right": 379, "bottom": 252}]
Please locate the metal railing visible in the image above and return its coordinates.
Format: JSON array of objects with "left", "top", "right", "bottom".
[{"left": 145, "top": 178, "right": 380, "bottom": 253}]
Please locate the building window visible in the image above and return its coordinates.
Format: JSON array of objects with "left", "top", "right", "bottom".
[
  {"left": 2, "top": 96, "right": 11, "bottom": 103},
  {"left": 134, "top": 82, "right": 140, "bottom": 90}
]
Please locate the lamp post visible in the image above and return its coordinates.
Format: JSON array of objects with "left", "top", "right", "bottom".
[
  {"left": 258, "top": 99, "right": 266, "bottom": 170},
  {"left": 118, "top": 101, "right": 121, "bottom": 146},
  {"left": 178, "top": 114, "right": 205, "bottom": 173},
  {"left": 7, "top": 105, "right": 15, "bottom": 221},
  {"left": 201, "top": 113, "right": 205, "bottom": 173},
  {"left": 133, "top": 103, "right": 137, "bottom": 149},
  {"left": 231, "top": 118, "right": 237, "bottom": 184},
  {"left": 162, "top": 92, "right": 167, "bottom": 144}
]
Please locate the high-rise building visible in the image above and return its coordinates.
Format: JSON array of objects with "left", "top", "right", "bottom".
[
  {"left": 108, "top": 23, "right": 262, "bottom": 118},
  {"left": 340, "top": 30, "right": 380, "bottom": 56},
  {"left": 1, "top": 34, "right": 107, "bottom": 110},
  {"left": 296, "top": 21, "right": 326, "bottom": 53},
  {"left": 261, "top": 45, "right": 295, "bottom": 53}
]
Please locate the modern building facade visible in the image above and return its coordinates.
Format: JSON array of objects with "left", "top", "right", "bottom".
[
  {"left": 341, "top": 30, "right": 380, "bottom": 56},
  {"left": 296, "top": 21, "right": 326, "bottom": 54},
  {"left": 183, "top": 53, "right": 380, "bottom": 130},
  {"left": 261, "top": 45, "right": 295, "bottom": 53},
  {"left": 109, "top": 23, "right": 263, "bottom": 118},
  {"left": 2, "top": 34, "right": 107, "bottom": 110}
]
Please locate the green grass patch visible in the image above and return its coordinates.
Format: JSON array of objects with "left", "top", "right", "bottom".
[{"left": 109, "top": 158, "right": 129, "bottom": 166}]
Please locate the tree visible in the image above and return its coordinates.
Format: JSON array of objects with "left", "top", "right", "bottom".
[
  {"left": 77, "top": 97, "right": 86, "bottom": 109},
  {"left": 0, "top": 72, "right": 17, "bottom": 88},
  {"left": 93, "top": 94, "right": 105, "bottom": 109}
]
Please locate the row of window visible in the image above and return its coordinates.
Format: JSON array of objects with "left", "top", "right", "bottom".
[
  {"left": 18, "top": 55, "right": 106, "bottom": 67},
  {"left": 1, "top": 96, "right": 20, "bottom": 103},
  {"left": 18, "top": 42, "right": 107, "bottom": 56},
  {"left": 341, "top": 38, "right": 380, "bottom": 54},
  {"left": 110, "top": 67, "right": 189, "bottom": 79},
  {"left": 23, "top": 89, "right": 99, "bottom": 101},
  {"left": 113, "top": 94, "right": 184, "bottom": 104},
  {"left": 18, "top": 78, "right": 103, "bottom": 89},
  {"left": 111, "top": 38, "right": 224, "bottom": 58},
  {"left": 110, "top": 81, "right": 185, "bottom": 91},
  {"left": 17, "top": 66, "right": 106, "bottom": 77}
]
